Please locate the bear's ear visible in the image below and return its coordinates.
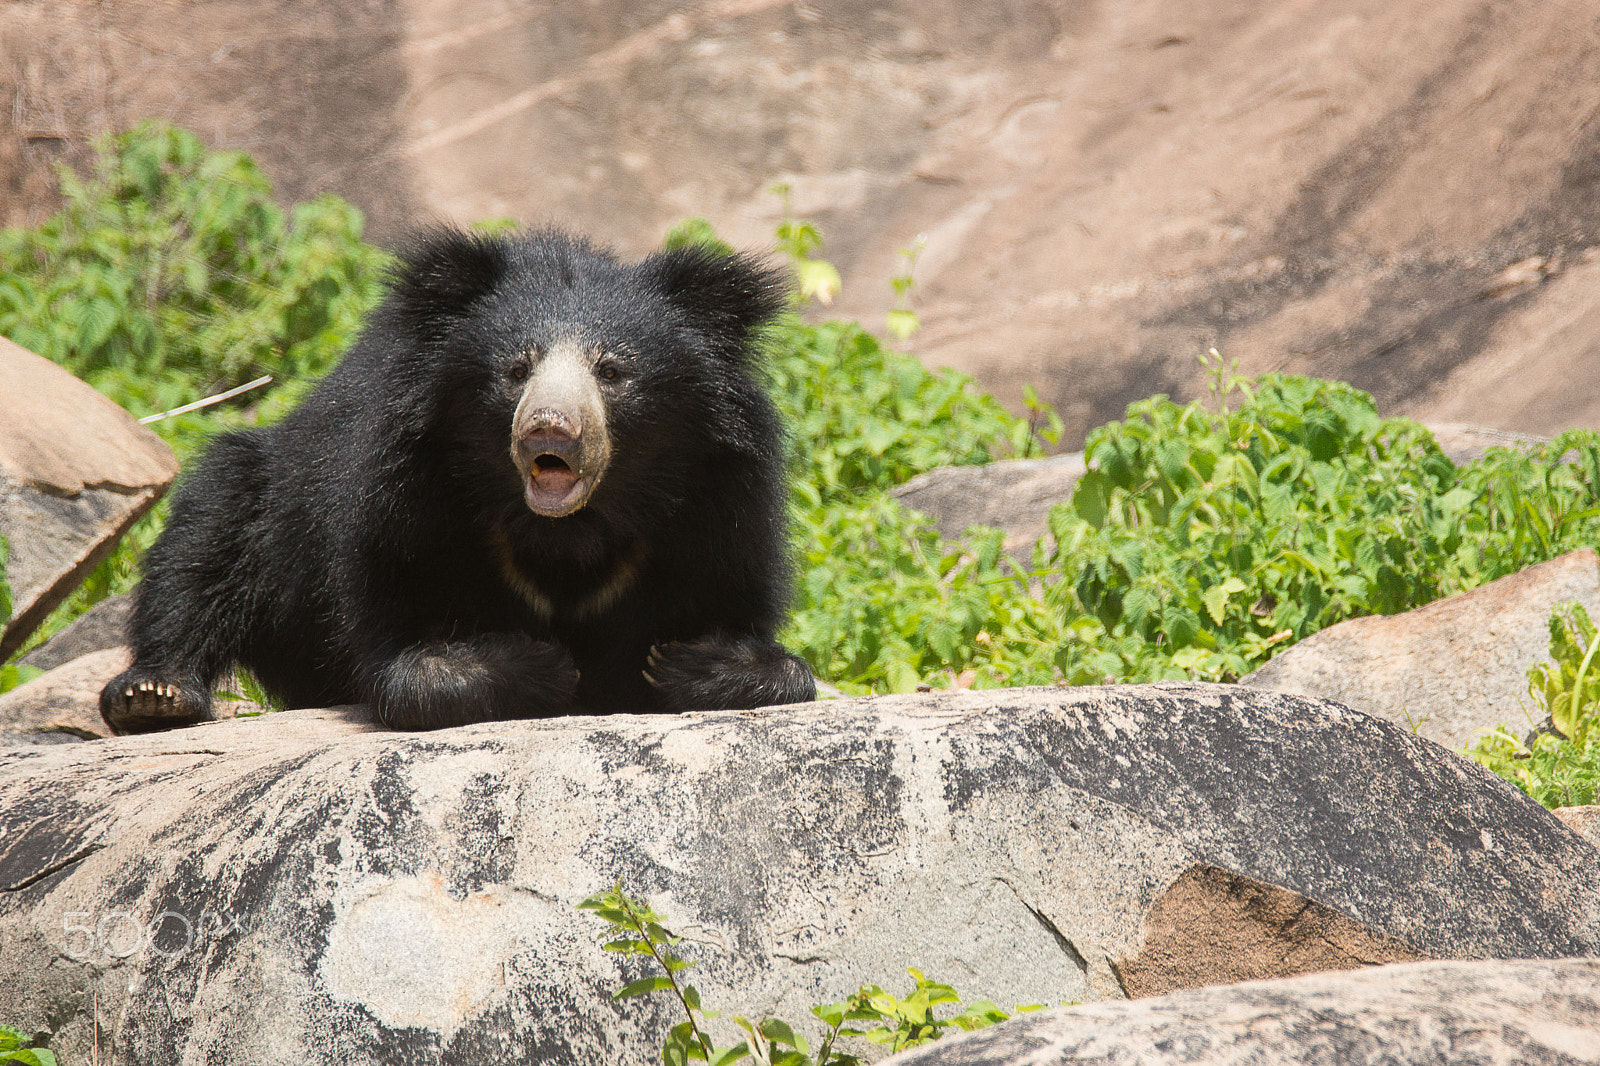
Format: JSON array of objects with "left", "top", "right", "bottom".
[
  {"left": 641, "top": 247, "right": 789, "bottom": 350},
  {"left": 388, "top": 227, "right": 509, "bottom": 338}
]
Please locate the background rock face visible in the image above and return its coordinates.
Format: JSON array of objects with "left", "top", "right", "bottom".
[
  {"left": 0, "top": 339, "right": 177, "bottom": 660},
  {"left": 6, "top": 2, "right": 1600, "bottom": 444},
  {"left": 1, "top": 685, "right": 1595, "bottom": 1064},
  {"left": 877, "top": 957, "right": 1600, "bottom": 1066}
]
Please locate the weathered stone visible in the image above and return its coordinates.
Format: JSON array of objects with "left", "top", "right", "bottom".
[
  {"left": 0, "top": 684, "right": 1594, "bottom": 1064},
  {"left": 1426, "top": 422, "right": 1551, "bottom": 465},
  {"left": 0, "top": 646, "right": 125, "bottom": 743},
  {"left": 877, "top": 957, "right": 1600, "bottom": 1066},
  {"left": 1112, "top": 865, "right": 1418, "bottom": 998},
  {"left": 891, "top": 453, "right": 1085, "bottom": 555},
  {"left": 0, "top": 338, "right": 178, "bottom": 660},
  {"left": 1554, "top": 805, "right": 1600, "bottom": 850},
  {"left": 18, "top": 593, "right": 131, "bottom": 671},
  {"left": 1242, "top": 549, "right": 1600, "bottom": 751}
]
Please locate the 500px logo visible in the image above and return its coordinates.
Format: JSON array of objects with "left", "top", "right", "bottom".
[{"left": 61, "top": 909, "right": 243, "bottom": 961}]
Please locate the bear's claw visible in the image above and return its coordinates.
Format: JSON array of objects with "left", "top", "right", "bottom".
[{"left": 101, "top": 670, "right": 214, "bottom": 735}]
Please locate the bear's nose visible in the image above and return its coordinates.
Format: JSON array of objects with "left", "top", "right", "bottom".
[
  {"left": 523, "top": 425, "right": 577, "bottom": 444},
  {"left": 518, "top": 407, "right": 581, "bottom": 440}
]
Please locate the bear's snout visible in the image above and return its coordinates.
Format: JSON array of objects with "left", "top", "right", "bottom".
[
  {"left": 511, "top": 393, "right": 609, "bottom": 518},
  {"left": 516, "top": 407, "right": 581, "bottom": 441}
]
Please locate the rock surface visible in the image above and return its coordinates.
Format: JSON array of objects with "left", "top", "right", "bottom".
[
  {"left": 18, "top": 593, "right": 131, "bottom": 671},
  {"left": 1242, "top": 548, "right": 1600, "bottom": 750},
  {"left": 0, "top": 339, "right": 178, "bottom": 660},
  {"left": 1, "top": 684, "right": 1595, "bottom": 1065},
  {"left": 1555, "top": 805, "right": 1600, "bottom": 850},
  {"left": 0, "top": 646, "right": 125, "bottom": 744},
  {"left": 0, "top": 644, "right": 262, "bottom": 745},
  {"left": 890, "top": 453, "right": 1085, "bottom": 554},
  {"left": 877, "top": 957, "right": 1600, "bottom": 1066},
  {"left": 1427, "top": 422, "right": 1551, "bottom": 465},
  {"left": 8, "top": 4, "right": 1600, "bottom": 444}
]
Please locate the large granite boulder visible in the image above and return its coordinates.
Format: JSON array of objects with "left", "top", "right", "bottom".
[
  {"left": 1243, "top": 548, "right": 1600, "bottom": 750},
  {"left": 0, "top": 684, "right": 1594, "bottom": 1065},
  {"left": 16, "top": 3, "right": 1600, "bottom": 446},
  {"left": 878, "top": 957, "right": 1600, "bottom": 1066},
  {"left": 0, "top": 338, "right": 178, "bottom": 660}
]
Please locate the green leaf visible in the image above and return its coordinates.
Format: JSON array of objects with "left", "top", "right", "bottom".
[
  {"left": 758, "top": 1018, "right": 806, "bottom": 1052},
  {"left": 1201, "top": 576, "right": 1249, "bottom": 625},
  {"left": 884, "top": 659, "right": 921, "bottom": 694},
  {"left": 1072, "top": 470, "right": 1111, "bottom": 528},
  {"left": 614, "top": 976, "right": 676, "bottom": 1001},
  {"left": 885, "top": 307, "right": 920, "bottom": 342},
  {"left": 2, "top": 1051, "right": 56, "bottom": 1066}
]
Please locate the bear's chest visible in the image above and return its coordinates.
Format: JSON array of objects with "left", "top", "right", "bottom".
[{"left": 489, "top": 524, "right": 651, "bottom": 625}]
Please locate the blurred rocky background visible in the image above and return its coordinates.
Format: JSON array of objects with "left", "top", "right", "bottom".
[{"left": 6, "top": 0, "right": 1600, "bottom": 447}]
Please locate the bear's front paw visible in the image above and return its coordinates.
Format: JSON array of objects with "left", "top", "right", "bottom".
[
  {"left": 373, "top": 633, "right": 578, "bottom": 730},
  {"left": 643, "top": 634, "right": 816, "bottom": 711},
  {"left": 100, "top": 669, "right": 216, "bottom": 735}
]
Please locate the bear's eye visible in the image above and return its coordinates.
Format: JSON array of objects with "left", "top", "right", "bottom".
[
  {"left": 508, "top": 361, "right": 530, "bottom": 382},
  {"left": 599, "top": 365, "right": 619, "bottom": 381}
]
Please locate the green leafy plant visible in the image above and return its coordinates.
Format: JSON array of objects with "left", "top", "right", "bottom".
[
  {"left": 661, "top": 217, "right": 736, "bottom": 259},
  {"left": 816, "top": 971, "right": 1034, "bottom": 1058},
  {"left": 580, "top": 884, "right": 1024, "bottom": 1066},
  {"left": 1529, "top": 602, "right": 1600, "bottom": 748},
  {"left": 0, "top": 1025, "right": 56, "bottom": 1066},
  {"left": 1466, "top": 602, "right": 1600, "bottom": 808},
  {"left": 0, "top": 121, "right": 389, "bottom": 462},
  {"left": 1045, "top": 368, "right": 1600, "bottom": 684},
  {"left": 0, "top": 123, "right": 390, "bottom": 660},
  {"left": 884, "top": 237, "right": 925, "bottom": 344},
  {"left": 770, "top": 184, "right": 842, "bottom": 308}
]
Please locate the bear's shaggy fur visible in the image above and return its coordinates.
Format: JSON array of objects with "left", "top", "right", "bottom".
[{"left": 101, "top": 228, "right": 816, "bottom": 732}]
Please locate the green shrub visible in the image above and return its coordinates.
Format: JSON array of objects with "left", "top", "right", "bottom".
[
  {"left": 768, "top": 317, "right": 1078, "bottom": 694},
  {"left": 0, "top": 121, "right": 389, "bottom": 461},
  {"left": 0, "top": 123, "right": 389, "bottom": 656},
  {"left": 781, "top": 341, "right": 1600, "bottom": 693},
  {"left": 1034, "top": 363, "right": 1600, "bottom": 685}
]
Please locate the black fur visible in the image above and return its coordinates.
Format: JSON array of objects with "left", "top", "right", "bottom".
[{"left": 102, "top": 227, "right": 816, "bottom": 732}]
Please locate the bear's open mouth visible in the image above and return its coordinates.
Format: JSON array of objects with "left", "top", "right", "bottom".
[{"left": 524, "top": 453, "right": 588, "bottom": 516}]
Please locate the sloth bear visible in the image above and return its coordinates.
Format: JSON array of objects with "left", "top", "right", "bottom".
[{"left": 100, "top": 227, "right": 816, "bottom": 732}]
